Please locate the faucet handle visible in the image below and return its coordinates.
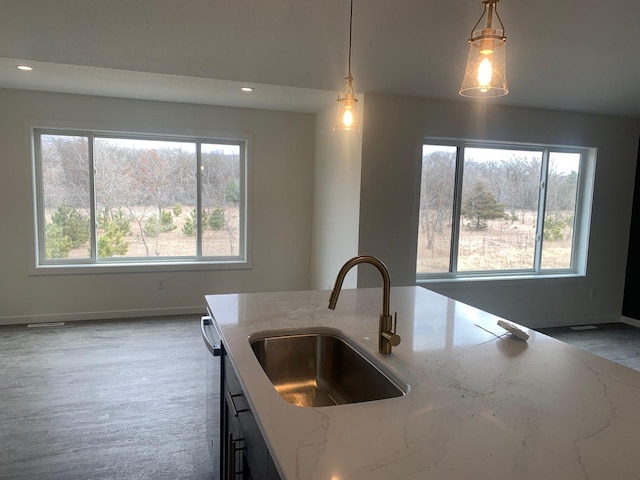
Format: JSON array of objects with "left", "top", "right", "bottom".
[
  {"left": 382, "top": 330, "right": 401, "bottom": 347},
  {"left": 381, "top": 312, "right": 401, "bottom": 347}
]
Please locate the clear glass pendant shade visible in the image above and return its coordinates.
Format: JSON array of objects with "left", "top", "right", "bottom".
[
  {"left": 334, "top": 75, "right": 360, "bottom": 131},
  {"left": 460, "top": 28, "right": 508, "bottom": 97}
]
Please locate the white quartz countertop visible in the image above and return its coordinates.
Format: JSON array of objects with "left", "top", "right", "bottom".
[{"left": 205, "top": 287, "right": 640, "bottom": 480}]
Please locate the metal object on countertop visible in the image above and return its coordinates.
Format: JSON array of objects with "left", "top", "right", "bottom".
[{"left": 328, "top": 255, "right": 401, "bottom": 354}]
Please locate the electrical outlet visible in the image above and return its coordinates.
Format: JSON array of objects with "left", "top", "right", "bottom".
[{"left": 157, "top": 279, "right": 165, "bottom": 290}]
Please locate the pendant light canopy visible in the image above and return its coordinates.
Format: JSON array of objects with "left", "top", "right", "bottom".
[
  {"left": 334, "top": 0, "right": 360, "bottom": 132},
  {"left": 460, "top": 0, "right": 508, "bottom": 98}
]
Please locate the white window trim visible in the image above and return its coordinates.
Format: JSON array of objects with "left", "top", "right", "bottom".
[
  {"left": 416, "top": 137, "right": 596, "bottom": 283},
  {"left": 28, "top": 120, "right": 252, "bottom": 275}
]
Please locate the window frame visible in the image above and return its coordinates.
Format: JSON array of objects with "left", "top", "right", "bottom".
[
  {"left": 31, "top": 126, "right": 251, "bottom": 274},
  {"left": 416, "top": 138, "right": 596, "bottom": 283}
]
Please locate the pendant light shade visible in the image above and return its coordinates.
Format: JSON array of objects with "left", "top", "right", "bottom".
[
  {"left": 460, "top": 0, "right": 508, "bottom": 98},
  {"left": 335, "top": 74, "right": 359, "bottom": 131},
  {"left": 334, "top": 0, "right": 360, "bottom": 131}
]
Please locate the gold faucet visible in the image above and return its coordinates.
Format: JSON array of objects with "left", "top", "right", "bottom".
[{"left": 328, "top": 255, "right": 401, "bottom": 355}]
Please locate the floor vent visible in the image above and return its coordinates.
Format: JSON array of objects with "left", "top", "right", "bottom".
[
  {"left": 569, "top": 325, "right": 598, "bottom": 331},
  {"left": 27, "top": 322, "right": 66, "bottom": 328}
]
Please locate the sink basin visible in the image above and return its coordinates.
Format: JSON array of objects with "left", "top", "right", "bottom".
[{"left": 249, "top": 328, "right": 407, "bottom": 407}]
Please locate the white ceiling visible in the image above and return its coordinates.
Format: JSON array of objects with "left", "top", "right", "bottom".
[{"left": 1, "top": 0, "right": 639, "bottom": 117}]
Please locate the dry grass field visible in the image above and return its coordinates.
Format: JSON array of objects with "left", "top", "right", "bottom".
[
  {"left": 55, "top": 206, "right": 571, "bottom": 270},
  {"left": 417, "top": 210, "right": 574, "bottom": 273}
]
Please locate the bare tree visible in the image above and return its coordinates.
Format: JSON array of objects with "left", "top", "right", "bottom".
[
  {"left": 201, "top": 148, "right": 241, "bottom": 255},
  {"left": 42, "top": 134, "right": 90, "bottom": 212},
  {"left": 419, "top": 150, "right": 456, "bottom": 249}
]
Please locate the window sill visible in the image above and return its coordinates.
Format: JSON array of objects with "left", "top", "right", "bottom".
[
  {"left": 417, "top": 272, "right": 587, "bottom": 288},
  {"left": 31, "top": 260, "right": 252, "bottom": 276}
]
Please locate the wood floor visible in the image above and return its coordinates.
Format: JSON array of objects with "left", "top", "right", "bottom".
[
  {"left": 537, "top": 322, "right": 640, "bottom": 371},
  {"left": 0, "top": 316, "right": 215, "bottom": 480}
]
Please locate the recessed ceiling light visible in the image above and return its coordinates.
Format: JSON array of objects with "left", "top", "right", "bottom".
[
  {"left": 241, "top": 87, "right": 254, "bottom": 92},
  {"left": 16, "top": 65, "right": 33, "bottom": 71}
]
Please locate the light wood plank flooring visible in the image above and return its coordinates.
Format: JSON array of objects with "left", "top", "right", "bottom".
[{"left": 0, "top": 316, "right": 215, "bottom": 480}]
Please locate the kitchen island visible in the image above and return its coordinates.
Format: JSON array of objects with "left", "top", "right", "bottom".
[{"left": 205, "top": 286, "right": 640, "bottom": 480}]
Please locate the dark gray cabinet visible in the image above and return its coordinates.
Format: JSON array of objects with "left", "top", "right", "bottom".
[{"left": 220, "top": 341, "right": 281, "bottom": 480}]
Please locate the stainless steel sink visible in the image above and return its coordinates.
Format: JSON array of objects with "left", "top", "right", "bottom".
[{"left": 249, "top": 328, "right": 407, "bottom": 407}]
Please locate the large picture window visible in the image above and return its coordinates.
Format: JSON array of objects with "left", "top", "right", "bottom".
[
  {"left": 417, "top": 140, "right": 594, "bottom": 280},
  {"left": 33, "top": 129, "right": 247, "bottom": 270}
]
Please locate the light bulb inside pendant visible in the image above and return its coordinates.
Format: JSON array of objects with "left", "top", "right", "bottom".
[
  {"left": 342, "top": 107, "right": 354, "bottom": 128},
  {"left": 477, "top": 57, "right": 493, "bottom": 91}
]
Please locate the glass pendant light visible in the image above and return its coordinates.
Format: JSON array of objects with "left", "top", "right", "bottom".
[
  {"left": 459, "top": 0, "right": 508, "bottom": 98},
  {"left": 334, "top": 0, "right": 360, "bottom": 132}
]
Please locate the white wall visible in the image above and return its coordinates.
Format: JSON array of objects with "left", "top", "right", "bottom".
[
  {"left": 0, "top": 88, "right": 315, "bottom": 324},
  {"left": 310, "top": 101, "right": 362, "bottom": 290},
  {"left": 357, "top": 93, "right": 640, "bottom": 328},
  {"left": 4, "top": 87, "right": 638, "bottom": 328}
]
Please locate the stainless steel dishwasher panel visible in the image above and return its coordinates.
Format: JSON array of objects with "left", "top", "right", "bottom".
[{"left": 201, "top": 315, "right": 221, "bottom": 477}]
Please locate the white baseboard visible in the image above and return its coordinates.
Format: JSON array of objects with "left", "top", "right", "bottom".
[
  {"left": 621, "top": 316, "right": 640, "bottom": 328},
  {"left": 0, "top": 306, "right": 207, "bottom": 326}
]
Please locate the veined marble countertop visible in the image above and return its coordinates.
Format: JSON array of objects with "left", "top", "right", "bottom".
[{"left": 205, "top": 287, "right": 640, "bottom": 480}]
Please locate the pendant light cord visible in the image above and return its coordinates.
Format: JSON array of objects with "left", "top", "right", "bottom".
[{"left": 348, "top": 0, "right": 353, "bottom": 77}]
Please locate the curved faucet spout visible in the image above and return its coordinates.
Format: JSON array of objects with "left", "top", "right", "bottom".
[
  {"left": 328, "top": 255, "right": 400, "bottom": 354},
  {"left": 328, "top": 255, "right": 390, "bottom": 315}
]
